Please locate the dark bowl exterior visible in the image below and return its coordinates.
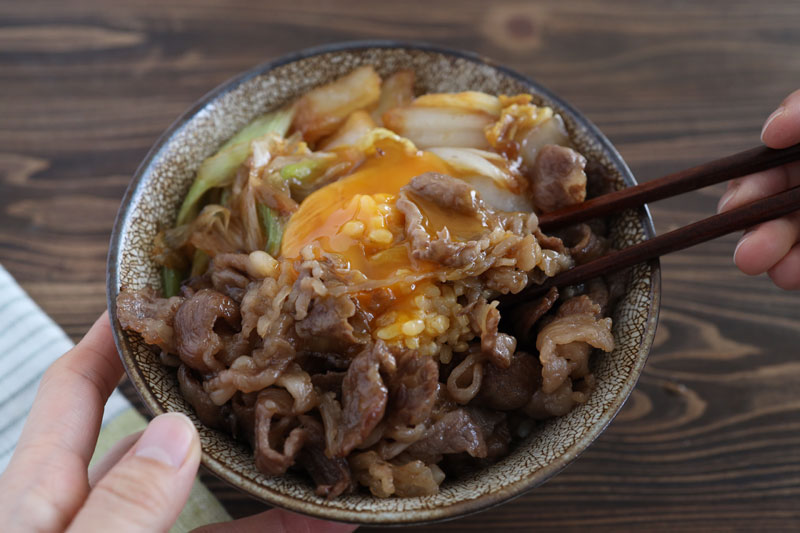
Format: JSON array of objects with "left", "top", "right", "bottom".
[{"left": 107, "top": 41, "right": 660, "bottom": 525}]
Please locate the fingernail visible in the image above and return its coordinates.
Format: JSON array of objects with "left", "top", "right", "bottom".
[
  {"left": 733, "top": 232, "right": 754, "bottom": 264},
  {"left": 761, "top": 106, "right": 785, "bottom": 142},
  {"left": 134, "top": 413, "right": 196, "bottom": 468},
  {"left": 717, "top": 183, "right": 739, "bottom": 213}
]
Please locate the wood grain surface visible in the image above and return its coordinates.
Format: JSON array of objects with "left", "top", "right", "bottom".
[{"left": 2, "top": 1, "right": 799, "bottom": 530}]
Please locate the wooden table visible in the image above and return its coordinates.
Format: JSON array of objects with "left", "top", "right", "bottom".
[{"left": 2, "top": 1, "right": 800, "bottom": 530}]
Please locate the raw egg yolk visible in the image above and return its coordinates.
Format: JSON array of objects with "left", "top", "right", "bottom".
[
  {"left": 281, "top": 138, "right": 453, "bottom": 279},
  {"left": 280, "top": 137, "right": 491, "bottom": 351}
]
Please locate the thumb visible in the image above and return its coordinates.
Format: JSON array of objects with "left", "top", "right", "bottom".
[{"left": 68, "top": 413, "right": 201, "bottom": 533}]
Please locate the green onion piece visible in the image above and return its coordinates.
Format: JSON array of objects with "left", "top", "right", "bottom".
[
  {"left": 279, "top": 158, "right": 325, "bottom": 182},
  {"left": 219, "top": 107, "right": 294, "bottom": 152},
  {"left": 176, "top": 106, "right": 295, "bottom": 226},
  {"left": 258, "top": 204, "right": 284, "bottom": 257},
  {"left": 189, "top": 249, "right": 210, "bottom": 278},
  {"left": 162, "top": 266, "right": 183, "bottom": 298},
  {"left": 219, "top": 188, "right": 231, "bottom": 207}
]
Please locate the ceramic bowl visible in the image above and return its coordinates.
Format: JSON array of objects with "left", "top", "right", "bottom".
[{"left": 107, "top": 41, "right": 660, "bottom": 525}]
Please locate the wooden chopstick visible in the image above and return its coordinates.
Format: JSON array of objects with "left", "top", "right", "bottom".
[
  {"left": 501, "top": 184, "right": 800, "bottom": 306},
  {"left": 538, "top": 143, "right": 800, "bottom": 232}
]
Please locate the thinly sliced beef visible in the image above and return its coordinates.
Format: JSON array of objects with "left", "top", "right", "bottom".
[
  {"left": 116, "top": 288, "right": 184, "bottom": 353},
  {"left": 179, "top": 274, "right": 214, "bottom": 298},
  {"left": 396, "top": 193, "right": 482, "bottom": 268},
  {"left": 466, "top": 406, "right": 510, "bottom": 460},
  {"left": 530, "top": 144, "right": 587, "bottom": 213},
  {"left": 556, "top": 342, "right": 592, "bottom": 378},
  {"left": 512, "top": 286, "right": 559, "bottom": 346},
  {"left": 204, "top": 337, "right": 295, "bottom": 405},
  {"left": 350, "top": 451, "right": 443, "bottom": 498},
  {"left": 387, "top": 460, "right": 443, "bottom": 497},
  {"left": 275, "top": 363, "right": 316, "bottom": 414},
  {"left": 534, "top": 228, "right": 567, "bottom": 254},
  {"left": 406, "top": 172, "right": 481, "bottom": 216},
  {"left": 559, "top": 294, "right": 603, "bottom": 319},
  {"left": 230, "top": 392, "right": 258, "bottom": 444},
  {"left": 295, "top": 294, "right": 362, "bottom": 348},
  {"left": 396, "top": 172, "right": 497, "bottom": 269},
  {"left": 253, "top": 388, "right": 308, "bottom": 476},
  {"left": 559, "top": 223, "right": 609, "bottom": 265},
  {"left": 522, "top": 364, "right": 595, "bottom": 420},
  {"left": 289, "top": 255, "right": 346, "bottom": 321},
  {"left": 396, "top": 172, "right": 552, "bottom": 286},
  {"left": 321, "top": 342, "right": 390, "bottom": 457},
  {"left": 536, "top": 297, "right": 614, "bottom": 394},
  {"left": 288, "top": 256, "right": 370, "bottom": 353},
  {"left": 177, "top": 364, "right": 229, "bottom": 430},
  {"left": 419, "top": 237, "right": 481, "bottom": 268},
  {"left": 339, "top": 343, "right": 389, "bottom": 454},
  {"left": 524, "top": 378, "right": 577, "bottom": 419},
  {"left": 387, "top": 353, "right": 439, "bottom": 427},
  {"left": 173, "top": 289, "right": 240, "bottom": 373},
  {"left": 469, "top": 300, "right": 516, "bottom": 368},
  {"left": 238, "top": 279, "right": 270, "bottom": 338},
  {"left": 583, "top": 279, "right": 610, "bottom": 316},
  {"left": 310, "top": 371, "right": 346, "bottom": 398},
  {"left": 478, "top": 351, "right": 541, "bottom": 410},
  {"left": 217, "top": 330, "right": 255, "bottom": 367},
  {"left": 482, "top": 266, "right": 529, "bottom": 295},
  {"left": 405, "top": 409, "right": 487, "bottom": 463},
  {"left": 209, "top": 253, "right": 252, "bottom": 302},
  {"left": 303, "top": 351, "right": 351, "bottom": 373},
  {"left": 296, "top": 415, "right": 353, "bottom": 498}
]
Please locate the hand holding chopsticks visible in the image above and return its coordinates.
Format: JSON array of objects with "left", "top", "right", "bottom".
[
  {"left": 501, "top": 142, "right": 800, "bottom": 306},
  {"left": 720, "top": 90, "right": 800, "bottom": 288}
]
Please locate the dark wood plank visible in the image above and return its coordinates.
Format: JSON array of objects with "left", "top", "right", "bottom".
[{"left": 2, "top": 0, "right": 800, "bottom": 530}]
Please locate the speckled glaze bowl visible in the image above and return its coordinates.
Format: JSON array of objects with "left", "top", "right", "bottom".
[{"left": 107, "top": 41, "right": 660, "bottom": 526}]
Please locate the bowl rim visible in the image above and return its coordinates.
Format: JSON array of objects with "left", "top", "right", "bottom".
[{"left": 107, "top": 39, "right": 661, "bottom": 525}]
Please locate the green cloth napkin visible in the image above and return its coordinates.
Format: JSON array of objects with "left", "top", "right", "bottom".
[{"left": 89, "top": 408, "right": 232, "bottom": 532}]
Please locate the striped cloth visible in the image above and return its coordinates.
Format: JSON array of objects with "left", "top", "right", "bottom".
[
  {"left": 0, "top": 265, "right": 130, "bottom": 468},
  {"left": 0, "top": 264, "right": 231, "bottom": 531}
]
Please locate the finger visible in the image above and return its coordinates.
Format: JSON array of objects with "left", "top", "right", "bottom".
[
  {"left": 88, "top": 430, "right": 143, "bottom": 487},
  {"left": 761, "top": 89, "right": 800, "bottom": 149},
  {"left": 68, "top": 413, "right": 201, "bottom": 533},
  {"left": 733, "top": 212, "right": 800, "bottom": 275},
  {"left": 717, "top": 162, "right": 800, "bottom": 214},
  {"left": 767, "top": 243, "right": 800, "bottom": 290},
  {"left": 192, "top": 508, "right": 358, "bottom": 533},
  {"left": 0, "top": 312, "right": 124, "bottom": 532}
]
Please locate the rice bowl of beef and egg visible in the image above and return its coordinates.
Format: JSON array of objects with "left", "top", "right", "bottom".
[{"left": 108, "top": 42, "right": 659, "bottom": 525}]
